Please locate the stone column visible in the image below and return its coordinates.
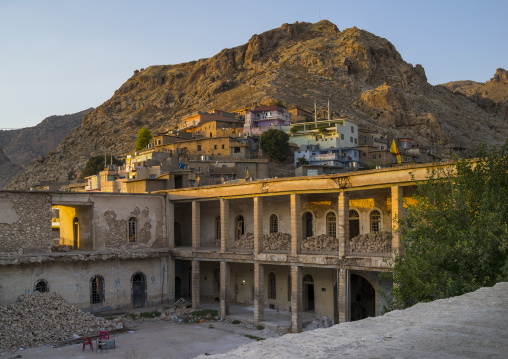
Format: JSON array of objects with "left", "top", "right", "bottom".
[
  {"left": 338, "top": 192, "right": 350, "bottom": 257},
  {"left": 290, "top": 194, "right": 302, "bottom": 256},
  {"left": 168, "top": 199, "right": 174, "bottom": 248},
  {"left": 391, "top": 186, "right": 404, "bottom": 255},
  {"left": 290, "top": 265, "right": 302, "bottom": 333},
  {"left": 253, "top": 262, "right": 264, "bottom": 325},
  {"left": 220, "top": 261, "right": 230, "bottom": 317},
  {"left": 192, "top": 201, "right": 200, "bottom": 250},
  {"left": 338, "top": 268, "right": 350, "bottom": 323},
  {"left": 220, "top": 199, "right": 229, "bottom": 253},
  {"left": 253, "top": 197, "right": 263, "bottom": 254},
  {"left": 167, "top": 256, "right": 175, "bottom": 303},
  {"left": 191, "top": 260, "right": 200, "bottom": 309}
]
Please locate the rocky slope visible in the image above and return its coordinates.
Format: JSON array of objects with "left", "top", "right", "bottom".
[
  {"left": 7, "top": 21, "right": 508, "bottom": 189},
  {"left": 0, "top": 148, "right": 22, "bottom": 189},
  {"left": 0, "top": 108, "right": 93, "bottom": 166}
]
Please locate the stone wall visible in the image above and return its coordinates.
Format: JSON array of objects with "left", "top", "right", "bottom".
[
  {"left": 0, "top": 192, "right": 52, "bottom": 254},
  {"left": 350, "top": 231, "right": 392, "bottom": 254}
]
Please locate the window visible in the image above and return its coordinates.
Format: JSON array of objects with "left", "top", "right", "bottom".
[
  {"left": 349, "top": 209, "right": 360, "bottom": 239},
  {"left": 370, "top": 210, "right": 381, "bottom": 232},
  {"left": 90, "top": 275, "right": 105, "bottom": 304},
  {"left": 222, "top": 144, "right": 225, "bottom": 149},
  {"left": 198, "top": 167, "right": 202, "bottom": 172},
  {"left": 215, "top": 216, "right": 221, "bottom": 245},
  {"left": 350, "top": 136, "right": 353, "bottom": 143},
  {"left": 209, "top": 133, "right": 213, "bottom": 138},
  {"left": 351, "top": 126, "right": 355, "bottom": 133},
  {"left": 128, "top": 217, "right": 137, "bottom": 243},
  {"left": 235, "top": 215, "right": 245, "bottom": 239},
  {"left": 214, "top": 145, "right": 217, "bottom": 150},
  {"left": 197, "top": 145, "right": 202, "bottom": 152},
  {"left": 234, "top": 147, "right": 241, "bottom": 154},
  {"left": 34, "top": 279, "right": 49, "bottom": 293},
  {"left": 303, "top": 212, "right": 313, "bottom": 237},
  {"left": 354, "top": 138, "right": 357, "bottom": 144},
  {"left": 268, "top": 272, "right": 276, "bottom": 299},
  {"left": 326, "top": 212, "right": 336, "bottom": 237},
  {"left": 270, "top": 214, "right": 278, "bottom": 234},
  {"left": 341, "top": 134, "right": 344, "bottom": 140}
]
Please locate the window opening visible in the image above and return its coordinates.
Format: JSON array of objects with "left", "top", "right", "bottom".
[
  {"left": 268, "top": 272, "right": 276, "bottom": 299},
  {"left": 90, "top": 275, "right": 105, "bottom": 304},
  {"left": 370, "top": 210, "right": 381, "bottom": 232},
  {"left": 215, "top": 216, "right": 221, "bottom": 246},
  {"left": 128, "top": 217, "right": 137, "bottom": 242},
  {"left": 349, "top": 209, "right": 360, "bottom": 239},
  {"left": 235, "top": 215, "right": 244, "bottom": 240},
  {"left": 269, "top": 214, "right": 278, "bottom": 234},
  {"left": 326, "top": 212, "right": 336, "bottom": 237},
  {"left": 34, "top": 279, "right": 49, "bottom": 293}
]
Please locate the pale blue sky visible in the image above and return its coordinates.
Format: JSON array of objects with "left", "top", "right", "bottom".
[{"left": 0, "top": 0, "right": 506, "bottom": 129}]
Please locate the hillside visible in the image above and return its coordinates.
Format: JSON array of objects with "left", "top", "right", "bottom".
[
  {"left": 6, "top": 20, "right": 508, "bottom": 189},
  {"left": 0, "top": 108, "right": 93, "bottom": 166}
]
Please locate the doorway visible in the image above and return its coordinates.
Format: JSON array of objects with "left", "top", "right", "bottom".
[
  {"left": 132, "top": 272, "right": 147, "bottom": 308},
  {"left": 175, "top": 276, "right": 182, "bottom": 299},
  {"left": 350, "top": 274, "right": 376, "bottom": 321},
  {"left": 303, "top": 274, "right": 315, "bottom": 311},
  {"left": 73, "top": 217, "right": 79, "bottom": 249}
]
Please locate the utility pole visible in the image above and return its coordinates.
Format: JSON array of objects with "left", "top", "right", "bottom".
[
  {"left": 328, "top": 98, "right": 330, "bottom": 121},
  {"left": 314, "top": 100, "right": 317, "bottom": 122}
]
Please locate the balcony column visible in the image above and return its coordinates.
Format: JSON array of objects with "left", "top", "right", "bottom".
[
  {"left": 253, "top": 262, "right": 264, "bottom": 325},
  {"left": 253, "top": 197, "right": 263, "bottom": 254},
  {"left": 191, "top": 201, "right": 200, "bottom": 250},
  {"left": 220, "top": 261, "right": 230, "bottom": 317},
  {"left": 167, "top": 199, "right": 174, "bottom": 247},
  {"left": 220, "top": 199, "right": 230, "bottom": 253},
  {"left": 191, "top": 260, "right": 200, "bottom": 309},
  {"left": 338, "top": 268, "right": 350, "bottom": 323},
  {"left": 290, "top": 194, "right": 302, "bottom": 256},
  {"left": 290, "top": 265, "right": 302, "bottom": 333},
  {"left": 391, "top": 186, "right": 404, "bottom": 256},
  {"left": 338, "top": 192, "right": 350, "bottom": 257}
]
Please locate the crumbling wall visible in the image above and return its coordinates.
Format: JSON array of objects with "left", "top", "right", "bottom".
[
  {"left": 233, "top": 232, "right": 291, "bottom": 251},
  {"left": 350, "top": 231, "right": 392, "bottom": 254},
  {"left": 0, "top": 192, "right": 52, "bottom": 254},
  {"left": 302, "top": 235, "right": 339, "bottom": 252}
]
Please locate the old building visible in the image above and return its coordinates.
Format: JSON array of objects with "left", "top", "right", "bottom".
[
  {"left": 0, "top": 163, "right": 440, "bottom": 333},
  {"left": 243, "top": 106, "right": 291, "bottom": 135}
]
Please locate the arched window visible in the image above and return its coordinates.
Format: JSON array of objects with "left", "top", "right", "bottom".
[
  {"left": 235, "top": 215, "right": 245, "bottom": 240},
  {"left": 270, "top": 214, "right": 278, "bottom": 234},
  {"left": 326, "top": 212, "right": 336, "bottom": 237},
  {"left": 268, "top": 272, "right": 276, "bottom": 299},
  {"left": 349, "top": 209, "right": 360, "bottom": 239},
  {"left": 215, "top": 216, "right": 221, "bottom": 245},
  {"left": 34, "top": 279, "right": 49, "bottom": 293},
  {"left": 90, "top": 275, "right": 105, "bottom": 304},
  {"left": 128, "top": 217, "right": 137, "bottom": 243},
  {"left": 303, "top": 212, "right": 313, "bottom": 237},
  {"left": 370, "top": 210, "right": 381, "bottom": 233}
]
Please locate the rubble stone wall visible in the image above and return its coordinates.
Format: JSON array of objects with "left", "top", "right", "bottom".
[
  {"left": 0, "top": 192, "right": 52, "bottom": 254},
  {"left": 350, "top": 231, "right": 392, "bottom": 254}
]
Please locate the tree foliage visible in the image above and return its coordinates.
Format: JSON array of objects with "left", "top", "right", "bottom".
[
  {"left": 260, "top": 129, "right": 291, "bottom": 162},
  {"left": 390, "top": 143, "right": 508, "bottom": 310},
  {"left": 135, "top": 127, "right": 152, "bottom": 151},
  {"left": 81, "top": 155, "right": 124, "bottom": 178}
]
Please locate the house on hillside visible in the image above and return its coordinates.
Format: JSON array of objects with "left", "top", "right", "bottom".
[
  {"left": 179, "top": 110, "right": 237, "bottom": 132},
  {"left": 243, "top": 106, "right": 291, "bottom": 135}
]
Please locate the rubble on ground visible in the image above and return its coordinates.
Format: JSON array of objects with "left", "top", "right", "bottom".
[
  {"left": 303, "top": 315, "right": 333, "bottom": 330},
  {"left": 0, "top": 292, "right": 115, "bottom": 350}
]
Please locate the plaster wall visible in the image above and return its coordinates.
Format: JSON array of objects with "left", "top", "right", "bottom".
[
  {"left": 0, "top": 257, "right": 169, "bottom": 310},
  {"left": 58, "top": 205, "right": 93, "bottom": 250}
]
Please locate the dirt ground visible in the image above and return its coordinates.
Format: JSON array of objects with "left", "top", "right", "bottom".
[{"left": 1, "top": 320, "right": 279, "bottom": 359}]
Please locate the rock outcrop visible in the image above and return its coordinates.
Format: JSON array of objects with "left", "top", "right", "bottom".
[
  {"left": 7, "top": 21, "right": 508, "bottom": 189},
  {"left": 0, "top": 148, "right": 22, "bottom": 189}
]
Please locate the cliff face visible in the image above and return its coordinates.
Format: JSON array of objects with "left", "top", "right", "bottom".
[{"left": 6, "top": 21, "right": 508, "bottom": 189}]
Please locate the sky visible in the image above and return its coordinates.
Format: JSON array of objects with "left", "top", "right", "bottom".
[{"left": 0, "top": 0, "right": 506, "bottom": 129}]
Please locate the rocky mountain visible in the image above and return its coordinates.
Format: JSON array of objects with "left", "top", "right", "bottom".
[
  {"left": 0, "top": 108, "right": 93, "bottom": 166},
  {"left": 0, "top": 148, "right": 22, "bottom": 189},
  {"left": 6, "top": 20, "right": 508, "bottom": 189}
]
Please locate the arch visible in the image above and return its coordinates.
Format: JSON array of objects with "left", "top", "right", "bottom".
[
  {"left": 269, "top": 214, "right": 278, "bottom": 234},
  {"left": 350, "top": 273, "right": 376, "bottom": 321},
  {"left": 370, "top": 209, "right": 381, "bottom": 233},
  {"left": 215, "top": 216, "right": 221, "bottom": 245},
  {"left": 34, "top": 279, "right": 49, "bottom": 293},
  {"left": 90, "top": 275, "right": 105, "bottom": 304},
  {"left": 128, "top": 217, "right": 137, "bottom": 243},
  {"left": 303, "top": 274, "right": 315, "bottom": 311},
  {"left": 174, "top": 222, "right": 182, "bottom": 246},
  {"left": 235, "top": 215, "right": 245, "bottom": 240},
  {"left": 73, "top": 217, "right": 79, "bottom": 249},
  {"left": 268, "top": 272, "right": 276, "bottom": 299},
  {"left": 349, "top": 209, "right": 360, "bottom": 239},
  {"left": 326, "top": 211, "right": 337, "bottom": 237},
  {"left": 131, "top": 272, "right": 147, "bottom": 308},
  {"left": 302, "top": 211, "right": 314, "bottom": 238}
]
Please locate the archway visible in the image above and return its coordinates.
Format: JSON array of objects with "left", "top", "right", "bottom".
[
  {"left": 350, "top": 274, "right": 376, "bottom": 321},
  {"left": 131, "top": 272, "right": 147, "bottom": 308},
  {"left": 303, "top": 274, "right": 315, "bottom": 311}
]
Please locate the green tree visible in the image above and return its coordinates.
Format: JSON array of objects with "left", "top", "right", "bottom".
[
  {"left": 296, "top": 156, "right": 309, "bottom": 167},
  {"left": 81, "top": 155, "right": 124, "bottom": 178},
  {"left": 135, "top": 127, "right": 152, "bottom": 151},
  {"left": 390, "top": 143, "right": 508, "bottom": 310},
  {"left": 290, "top": 126, "right": 299, "bottom": 135},
  {"left": 260, "top": 129, "right": 291, "bottom": 162}
]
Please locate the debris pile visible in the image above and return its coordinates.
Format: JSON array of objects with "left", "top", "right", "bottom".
[
  {"left": 262, "top": 233, "right": 291, "bottom": 250},
  {"left": 51, "top": 244, "right": 73, "bottom": 252},
  {"left": 350, "top": 231, "right": 392, "bottom": 253},
  {"left": 301, "top": 235, "right": 339, "bottom": 252},
  {"left": 304, "top": 315, "right": 333, "bottom": 330},
  {"left": 0, "top": 292, "right": 111, "bottom": 350},
  {"left": 234, "top": 233, "right": 254, "bottom": 249}
]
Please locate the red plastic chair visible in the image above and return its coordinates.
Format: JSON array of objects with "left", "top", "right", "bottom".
[
  {"left": 99, "top": 331, "right": 109, "bottom": 340},
  {"left": 82, "top": 337, "right": 93, "bottom": 351}
]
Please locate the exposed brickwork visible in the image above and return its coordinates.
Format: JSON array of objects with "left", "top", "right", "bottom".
[
  {"left": 103, "top": 210, "right": 127, "bottom": 248},
  {"left": 0, "top": 192, "right": 52, "bottom": 254}
]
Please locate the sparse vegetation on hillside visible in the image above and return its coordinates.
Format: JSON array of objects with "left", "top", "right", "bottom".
[
  {"left": 260, "top": 129, "right": 291, "bottom": 162},
  {"left": 135, "top": 127, "right": 152, "bottom": 151},
  {"left": 81, "top": 155, "right": 124, "bottom": 178}
]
